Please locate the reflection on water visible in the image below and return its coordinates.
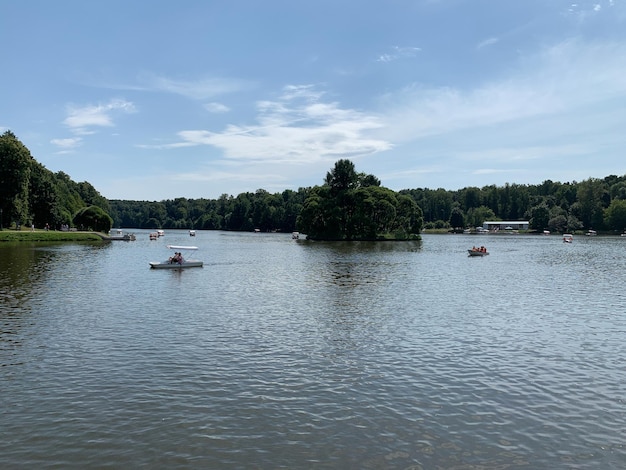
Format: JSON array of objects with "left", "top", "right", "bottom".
[{"left": 0, "top": 231, "right": 625, "bottom": 468}]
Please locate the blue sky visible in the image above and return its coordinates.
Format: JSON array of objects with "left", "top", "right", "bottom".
[{"left": 2, "top": 0, "right": 626, "bottom": 201}]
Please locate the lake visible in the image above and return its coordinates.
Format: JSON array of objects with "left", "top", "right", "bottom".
[{"left": 1, "top": 231, "right": 625, "bottom": 469}]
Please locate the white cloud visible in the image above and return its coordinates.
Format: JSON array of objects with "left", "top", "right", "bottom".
[
  {"left": 141, "top": 75, "right": 253, "bottom": 100},
  {"left": 157, "top": 85, "right": 392, "bottom": 163},
  {"left": 377, "top": 46, "right": 421, "bottom": 63},
  {"left": 51, "top": 137, "right": 82, "bottom": 149},
  {"left": 63, "top": 99, "right": 136, "bottom": 134},
  {"left": 477, "top": 37, "right": 499, "bottom": 49},
  {"left": 204, "top": 102, "right": 230, "bottom": 113},
  {"left": 379, "top": 38, "right": 626, "bottom": 143}
]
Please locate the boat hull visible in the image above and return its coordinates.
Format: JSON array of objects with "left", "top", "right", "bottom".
[
  {"left": 149, "top": 260, "right": 203, "bottom": 269},
  {"left": 468, "top": 250, "right": 489, "bottom": 256}
]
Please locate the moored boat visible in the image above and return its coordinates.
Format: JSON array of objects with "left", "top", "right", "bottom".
[
  {"left": 108, "top": 229, "right": 136, "bottom": 241},
  {"left": 563, "top": 234, "right": 574, "bottom": 243}
]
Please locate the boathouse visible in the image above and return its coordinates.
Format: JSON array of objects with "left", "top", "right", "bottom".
[{"left": 482, "top": 221, "right": 529, "bottom": 231}]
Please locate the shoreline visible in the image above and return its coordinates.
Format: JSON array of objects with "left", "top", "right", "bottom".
[{"left": 0, "top": 230, "right": 109, "bottom": 243}]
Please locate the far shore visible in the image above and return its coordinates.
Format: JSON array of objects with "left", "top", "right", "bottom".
[{"left": 0, "top": 229, "right": 109, "bottom": 243}]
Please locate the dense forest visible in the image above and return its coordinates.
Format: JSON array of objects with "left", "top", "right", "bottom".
[
  {"left": 108, "top": 170, "right": 626, "bottom": 235},
  {"left": 3, "top": 130, "right": 626, "bottom": 234},
  {"left": 0, "top": 131, "right": 112, "bottom": 232}
]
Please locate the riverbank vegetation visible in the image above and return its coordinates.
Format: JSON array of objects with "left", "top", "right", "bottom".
[
  {"left": 0, "top": 131, "right": 112, "bottom": 233},
  {"left": 0, "top": 229, "right": 105, "bottom": 243},
  {"left": 3, "top": 130, "right": 626, "bottom": 236}
]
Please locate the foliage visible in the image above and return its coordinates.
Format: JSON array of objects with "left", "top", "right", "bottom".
[
  {"left": 73, "top": 206, "right": 113, "bottom": 232},
  {"left": 0, "top": 131, "right": 112, "bottom": 230},
  {"left": 297, "top": 159, "right": 422, "bottom": 240},
  {"left": 604, "top": 199, "right": 626, "bottom": 231}
]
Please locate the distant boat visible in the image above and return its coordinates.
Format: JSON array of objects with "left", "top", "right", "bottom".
[
  {"left": 292, "top": 231, "right": 300, "bottom": 239},
  {"left": 108, "top": 229, "right": 136, "bottom": 241},
  {"left": 563, "top": 234, "right": 574, "bottom": 243},
  {"left": 189, "top": 230, "right": 196, "bottom": 237},
  {"left": 468, "top": 247, "right": 489, "bottom": 256},
  {"left": 586, "top": 230, "right": 597, "bottom": 236}
]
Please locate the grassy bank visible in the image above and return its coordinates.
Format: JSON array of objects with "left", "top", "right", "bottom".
[{"left": 0, "top": 230, "right": 107, "bottom": 242}]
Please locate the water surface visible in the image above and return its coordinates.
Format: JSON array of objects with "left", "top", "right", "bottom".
[{"left": 1, "top": 231, "right": 625, "bottom": 468}]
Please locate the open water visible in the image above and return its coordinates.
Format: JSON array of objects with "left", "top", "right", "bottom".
[{"left": 1, "top": 230, "right": 625, "bottom": 469}]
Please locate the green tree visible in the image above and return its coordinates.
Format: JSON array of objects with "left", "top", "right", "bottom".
[
  {"left": 73, "top": 205, "right": 113, "bottom": 232},
  {"left": 604, "top": 199, "right": 626, "bottom": 231},
  {"left": 325, "top": 159, "right": 358, "bottom": 194},
  {"left": 449, "top": 204, "right": 465, "bottom": 230},
  {"left": 528, "top": 203, "right": 550, "bottom": 231},
  {"left": 0, "top": 130, "right": 32, "bottom": 227},
  {"left": 297, "top": 161, "right": 422, "bottom": 240}
]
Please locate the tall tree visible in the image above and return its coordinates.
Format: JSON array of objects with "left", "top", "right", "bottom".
[{"left": 0, "top": 130, "right": 32, "bottom": 227}]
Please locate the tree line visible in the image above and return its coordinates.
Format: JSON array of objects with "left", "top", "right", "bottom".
[
  {"left": 3, "top": 130, "right": 626, "bottom": 234},
  {"left": 0, "top": 131, "right": 112, "bottom": 232}
]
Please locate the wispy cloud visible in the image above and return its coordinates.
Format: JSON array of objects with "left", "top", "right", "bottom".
[
  {"left": 51, "top": 137, "right": 82, "bottom": 149},
  {"left": 477, "top": 37, "right": 499, "bottom": 50},
  {"left": 379, "top": 38, "right": 626, "bottom": 142},
  {"left": 377, "top": 46, "right": 422, "bottom": 63},
  {"left": 204, "top": 102, "right": 230, "bottom": 113},
  {"left": 144, "top": 85, "right": 392, "bottom": 163},
  {"left": 144, "top": 75, "right": 252, "bottom": 100},
  {"left": 63, "top": 99, "right": 136, "bottom": 134}
]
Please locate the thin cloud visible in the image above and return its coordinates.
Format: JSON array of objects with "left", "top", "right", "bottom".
[
  {"left": 477, "top": 37, "right": 499, "bottom": 49},
  {"left": 379, "top": 38, "right": 626, "bottom": 142},
  {"left": 377, "top": 46, "right": 422, "bottom": 63},
  {"left": 51, "top": 137, "right": 82, "bottom": 149},
  {"left": 204, "top": 102, "right": 230, "bottom": 113},
  {"left": 141, "top": 74, "right": 253, "bottom": 100},
  {"left": 63, "top": 99, "right": 136, "bottom": 134}
]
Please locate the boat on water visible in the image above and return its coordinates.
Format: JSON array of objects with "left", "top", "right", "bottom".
[
  {"left": 468, "top": 246, "right": 489, "bottom": 256},
  {"left": 149, "top": 232, "right": 159, "bottom": 240},
  {"left": 292, "top": 231, "right": 300, "bottom": 239},
  {"left": 563, "top": 234, "right": 574, "bottom": 243},
  {"left": 108, "top": 229, "right": 136, "bottom": 241},
  {"left": 156, "top": 229, "right": 165, "bottom": 237},
  {"left": 189, "top": 230, "right": 196, "bottom": 237},
  {"left": 586, "top": 230, "right": 597, "bottom": 236},
  {"left": 149, "top": 245, "right": 203, "bottom": 269}
]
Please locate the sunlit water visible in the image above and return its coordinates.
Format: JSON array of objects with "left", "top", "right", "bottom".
[{"left": 1, "top": 231, "right": 625, "bottom": 469}]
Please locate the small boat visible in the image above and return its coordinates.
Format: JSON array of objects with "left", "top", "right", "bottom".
[
  {"left": 189, "top": 230, "right": 196, "bottom": 237},
  {"left": 149, "top": 245, "right": 203, "bottom": 269},
  {"left": 108, "top": 229, "right": 136, "bottom": 241},
  {"left": 292, "top": 231, "right": 300, "bottom": 239},
  {"left": 586, "top": 230, "right": 597, "bottom": 236},
  {"left": 468, "top": 247, "right": 489, "bottom": 256},
  {"left": 149, "top": 232, "right": 159, "bottom": 240},
  {"left": 563, "top": 234, "right": 573, "bottom": 243},
  {"left": 156, "top": 229, "right": 165, "bottom": 237}
]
